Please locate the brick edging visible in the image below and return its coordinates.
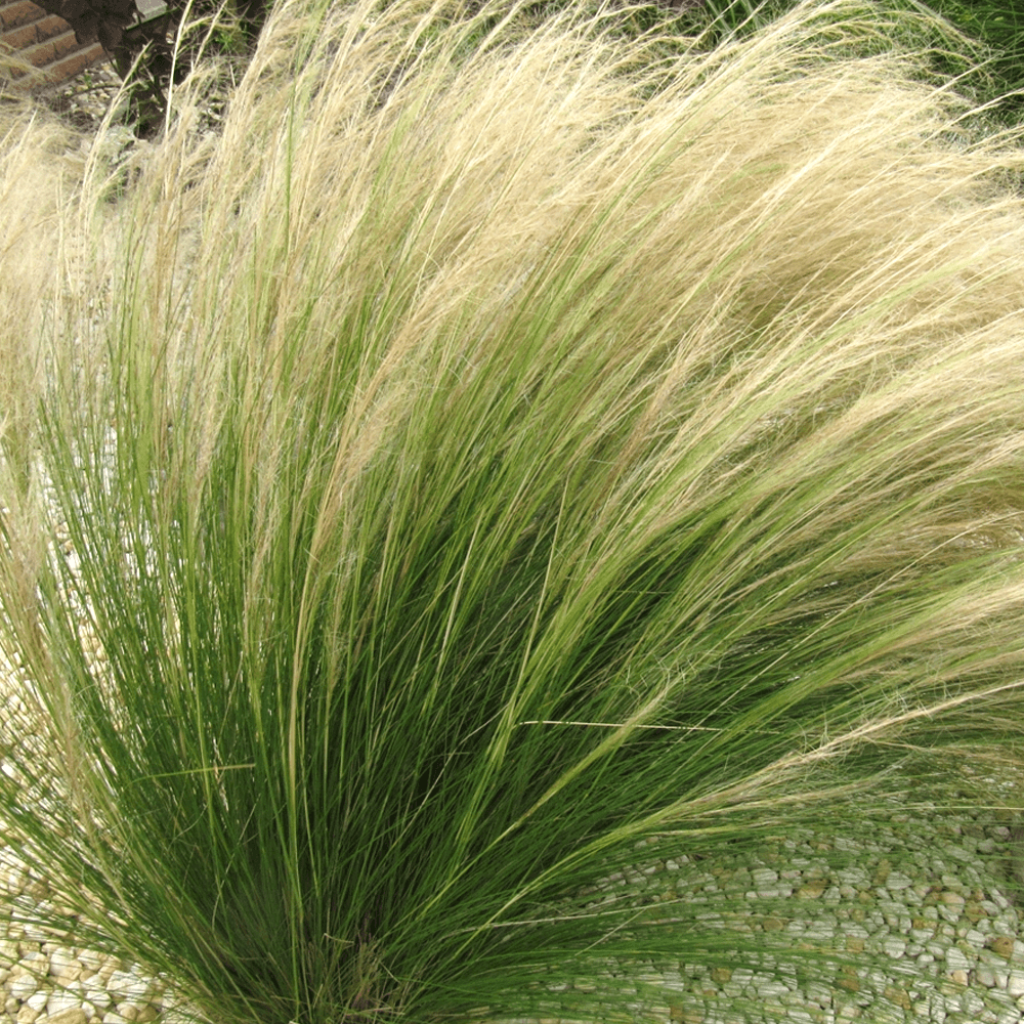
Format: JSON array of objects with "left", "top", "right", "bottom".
[{"left": 1, "top": 0, "right": 107, "bottom": 89}]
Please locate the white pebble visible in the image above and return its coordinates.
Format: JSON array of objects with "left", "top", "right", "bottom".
[
  {"left": 946, "top": 947, "right": 970, "bottom": 970},
  {"left": 886, "top": 872, "right": 914, "bottom": 890},
  {"left": 26, "top": 990, "right": 48, "bottom": 1011},
  {"left": 47, "top": 991, "right": 83, "bottom": 1015},
  {"left": 8, "top": 971, "right": 37, "bottom": 1000},
  {"left": 85, "top": 988, "right": 112, "bottom": 1011}
]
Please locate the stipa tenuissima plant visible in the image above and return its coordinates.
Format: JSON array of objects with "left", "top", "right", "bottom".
[{"left": 1, "top": 1, "right": 1023, "bottom": 1022}]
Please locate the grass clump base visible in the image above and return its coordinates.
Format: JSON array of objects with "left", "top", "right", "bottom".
[{"left": 1, "top": 1, "right": 1024, "bottom": 1022}]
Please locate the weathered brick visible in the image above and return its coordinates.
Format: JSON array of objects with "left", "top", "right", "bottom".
[
  {"left": 0, "top": 0, "right": 45, "bottom": 33},
  {"left": 17, "top": 29, "right": 63, "bottom": 67},
  {"left": 0, "top": 17, "right": 41, "bottom": 47},
  {"left": 41, "top": 38, "right": 101, "bottom": 80},
  {"left": 1, "top": 0, "right": 105, "bottom": 88},
  {"left": 49, "top": 22, "right": 83, "bottom": 58}
]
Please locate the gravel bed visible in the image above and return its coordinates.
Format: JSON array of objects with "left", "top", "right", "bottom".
[
  {"left": 607, "top": 794, "right": 1024, "bottom": 1024},
  {"left": 35, "top": 59, "right": 125, "bottom": 134}
]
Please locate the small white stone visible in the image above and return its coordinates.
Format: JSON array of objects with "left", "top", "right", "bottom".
[
  {"left": 84, "top": 988, "right": 112, "bottom": 1012},
  {"left": 944, "top": 846, "right": 974, "bottom": 863},
  {"left": 886, "top": 872, "right": 913, "bottom": 890},
  {"left": 26, "top": 991, "right": 48, "bottom": 1012},
  {"left": 48, "top": 949, "right": 76, "bottom": 975},
  {"left": 959, "top": 989, "right": 986, "bottom": 1016},
  {"left": 782, "top": 1010, "right": 813, "bottom": 1023},
  {"left": 9, "top": 971, "right": 38, "bottom": 1000},
  {"left": 46, "top": 991, "right": 83, "bottom": 1015},
  {"left": 837, "top": 867, "right": 870, "bottom": 886},
  {"left": 104, "top": 971, "right": 137, "bottom": 997},
  {"left": 77, "top": 952, "right": 103, "bottom": 975},
  {"left": 946, "top": 947, "right": 970, "bottom": 970},
  {"left": 1007, "top": 970, "right": 1024, "bottom": 998}
]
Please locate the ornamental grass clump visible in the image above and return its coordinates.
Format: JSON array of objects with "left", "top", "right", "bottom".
[{"left": 1, "top": 1, "right": 1024, "bottom": 1021}]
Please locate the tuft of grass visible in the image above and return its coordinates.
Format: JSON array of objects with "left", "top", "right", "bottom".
[
  {"left": 928, "top": 0, "right": 1024, "bottom": 127},
  {"left": 688, "top": 0, "right": 1024, "bottom": 128},
  {"left": 1, "top": 1, "right": 1024, "bottom": 1022}
]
